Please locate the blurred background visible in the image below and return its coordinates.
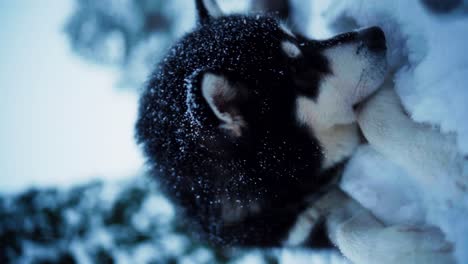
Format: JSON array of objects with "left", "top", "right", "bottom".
[
  {"left": 0, "top": 1, "right": 346, "bottom": 263},
  {"left": 2, "top": 0, "right": 468, "bottom": 263}
]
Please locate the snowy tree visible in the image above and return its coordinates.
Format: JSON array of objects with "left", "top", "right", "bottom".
[
  {"left": 64, "top": 0, "right": 294, "bottom": 90},
  {"left": 0, "top": 175, "right": 344, "bottom": 263},
  {"left": 65, "top": 0, "right": 192, "bottom": 89}
]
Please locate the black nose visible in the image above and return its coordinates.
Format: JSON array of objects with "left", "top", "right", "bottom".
[{"left": 358, "top": 27, "right": 386, "bottom": 52}]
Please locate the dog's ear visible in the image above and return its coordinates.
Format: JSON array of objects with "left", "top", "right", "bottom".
[
  {"left": 201, "top": 73, "right": 246, "bottom": 137},
  {"left": 195, "top": 0, "right": 223, "bottom": 24}
]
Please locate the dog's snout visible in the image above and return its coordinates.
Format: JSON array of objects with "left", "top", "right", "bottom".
[{"left": 358, "top": 27, "right": 386, "bottom": 52}]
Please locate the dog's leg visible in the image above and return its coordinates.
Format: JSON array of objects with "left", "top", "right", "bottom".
[
  {"left": 318, "top": 189, "right": 455, "bottom": 264},
  {"left": 356, "top": 82, "right": 464, "bottom": 186},
  {"left": 331, "top": 210, "right": 455, "bottom": 264}
]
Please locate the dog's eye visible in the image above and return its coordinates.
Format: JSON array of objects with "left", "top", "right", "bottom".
[{"left": 293, "top": 69, "right": 320, "bottom": 98}]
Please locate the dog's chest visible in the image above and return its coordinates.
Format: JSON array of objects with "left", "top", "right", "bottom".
[{"left": 341, "top": 145, "right": 426, "bottom": 226}]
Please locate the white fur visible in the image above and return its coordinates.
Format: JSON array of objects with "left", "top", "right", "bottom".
[
  {"left": 298, "top": 42, "right": 386, "bottom": 129},
  {"left": 201, "top": 73, "right": 235, "bottom": 123},
  {"left": 308, "top": 186, "right": 455, "bottom": 264},
  {"left": 330, "top": 210, "right": 454, "bottom": 264},
  {"left": 296, "top": 96, "right": 360, "bottom": 168},
  {"left": 296, "top": 84, "right": 357, "bottom": 129},
  {"left": 284, "top": 207, "right": 320, "bottom": 246},
  {"left": 295, "top": 35, "right": 386, "bottom": 168},
  {"left": 201, "top": 73, "right": 245, "bottom": 136},
  {"left": 357, "top": 84, "right": 464, "bottom": 184},
  {"left": 281, "top": 41, "right": 301, "bottom": 58},
  {"left": 330, "top": 83, "right": 462, "bottom": 264},
  {"left": 322, "top": 43, "right": 387, "bottom": 114},
  {"left": 202, "top": 0, "right": 223, "bottom": 17},
  {"left": 280, "top": 23, "right": 295, "bottom": 38}
]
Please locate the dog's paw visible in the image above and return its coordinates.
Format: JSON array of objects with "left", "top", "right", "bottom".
[{"left": 335, "top": 213, "right": 455, "bottom": 264}]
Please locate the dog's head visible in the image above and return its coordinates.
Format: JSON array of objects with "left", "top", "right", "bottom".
[
  {"left": 136, "top": 0, "right": 387, "bottom": 247},
  {"left": 194, "top": 0, "right": 388, "bottom": 169}
]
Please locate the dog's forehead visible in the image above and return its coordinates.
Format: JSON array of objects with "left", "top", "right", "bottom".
[
  {"left": 180, "top": 15, "right": 296, "bottom": 81},
  {"left": 205, "top": 15, "right": 285, "bottom": 41}
]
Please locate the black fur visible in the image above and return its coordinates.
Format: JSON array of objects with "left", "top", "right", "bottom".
[{"left": 136, "top": 13, "right": 336, "bottom": 247}]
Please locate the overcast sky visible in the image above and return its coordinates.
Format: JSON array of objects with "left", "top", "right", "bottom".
[{"left": 0, "top": 1, "right": 143, "bottom": 193}]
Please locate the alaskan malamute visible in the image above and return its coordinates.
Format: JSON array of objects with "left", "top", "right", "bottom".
[{"left": 136, "top": 0, "right": 387, "bottom": 248}]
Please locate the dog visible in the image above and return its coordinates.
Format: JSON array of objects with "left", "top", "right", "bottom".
[
  {"left": 135, "top": 0, "right": 387, "bottom": 248},
  {"left": 328, "top": 82, "right": 461, "bottom": 264}
]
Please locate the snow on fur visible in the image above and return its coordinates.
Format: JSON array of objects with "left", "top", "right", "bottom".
[{"left": 322, "top": 1, "right": 468, "bottom": 262}]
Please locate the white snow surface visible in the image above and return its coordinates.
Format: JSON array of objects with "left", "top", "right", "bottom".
[{"left": 317, "top": 1, "right": 468, "bottom": 263}]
